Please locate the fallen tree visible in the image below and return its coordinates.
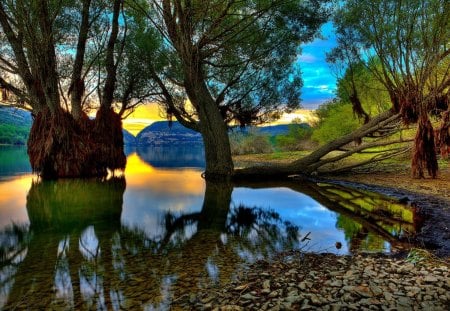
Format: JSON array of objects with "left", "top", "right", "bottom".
[{"left": 233, "top": 109, "right": 413, "bottom": 180}]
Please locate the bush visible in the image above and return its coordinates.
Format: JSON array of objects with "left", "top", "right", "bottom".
[
  {"left": 311, "top": 101, "right": 361, "bottom": 145},
  {"left": 230, "top": 130, "right": 273, "bottom": 155},
  {"left": 275, "top": 125, "right": 313, "bottom": 151}
]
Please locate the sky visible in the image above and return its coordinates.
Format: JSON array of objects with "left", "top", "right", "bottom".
[
  {"left": 124, "top": 23, "right": 338, "bottom": 136},
  {"left": 298, "top": 22, "right": 337, "bottom": 110}
]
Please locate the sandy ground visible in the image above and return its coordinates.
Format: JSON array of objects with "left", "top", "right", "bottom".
[{"left": 334, "top": 164, "right": 450, "bottom": 202}]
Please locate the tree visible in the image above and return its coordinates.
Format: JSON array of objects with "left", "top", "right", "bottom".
[
  {"left": 330, "top": 0, "right": 450, "bottom": 178},
  {"left": 130, "top": 0, "right": 331, "bottom": 180},
  {"left": 0, "top": 0, "right": 152, "bottom": 178},
  {"left": 312, "top": 100, "right": 361, "bottom": 145}
]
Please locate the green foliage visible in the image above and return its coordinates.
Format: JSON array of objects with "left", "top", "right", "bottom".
[
  {"left": 311, "top": 100, "right": 361, "bottom": 145},
  {"left": 141, "top": 0, "right": 331, "bottom": 126},
  {"left": 275, "top": 124, "right": 313, "bottom": 151},
  {"left": 230, "top": 131, "right": 273, "bottom": 155},
  {"left": 336, "top": 61, "right": 391, "bottom": 115},
  {"left": 0, "top": 124, "right": 29, "bottom": 145}
]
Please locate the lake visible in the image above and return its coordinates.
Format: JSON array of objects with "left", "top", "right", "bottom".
[{"left": 0, "top": 146, "right": 419, "bottom": 309}]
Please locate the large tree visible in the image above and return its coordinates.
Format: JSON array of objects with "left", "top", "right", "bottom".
[
  {"left": 330, "top": 0, "right": 450, "bottom": 178},
  {"left": 0, "top": 0, "right": 152, "bottom": 178},
  {"left": 129, "top": 0, "right": 331, "bottom": 180}
]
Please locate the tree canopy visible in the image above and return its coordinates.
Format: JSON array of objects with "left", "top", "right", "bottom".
[
  {"left": 127, "top": 0, "right": 331, "bottom": 179},
  {"left": 331, "top": 0, "right": 450, "bottom": 178}
]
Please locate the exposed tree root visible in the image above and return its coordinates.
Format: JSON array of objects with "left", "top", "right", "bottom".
[
  {"left": 27, "top": 107, "right": 125, "bottom": 179},
  {"left": 411, "top": 115, "right": 438, "bottom": 179}
]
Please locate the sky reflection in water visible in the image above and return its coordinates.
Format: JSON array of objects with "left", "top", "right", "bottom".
[{"left": 0, "top": 147, "right": 418, "bottom": 309}]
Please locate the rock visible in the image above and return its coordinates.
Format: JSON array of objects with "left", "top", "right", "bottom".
[
  {"left": 241, "top": 293, "right": 257, "bottom": 301},
  {"left": 354, "top": 286, "right": 372, "bottom": 298},
  {"left": 397, "top": 296, "right": 412, "bottom": 307},
  {"left": 369, "top": 282, "right": 383, "bottom": 297},
  {"left": 262, "top": 279, "right": 271, "bottom": 289},
  {"left": 330, "top": 280, "right": 343, "bottom": 287},
  {"left": 424, "top": 275, "right": 438, "bottom": 283},
  {"left": 261, "top": 288, "right": 271, "bottom": 295},
  {"left": 383, "top": 292, "right": 394, "bottom": 301},
  {"left": 268, "top": 290, "right": 279, "bottom": 298},
  {"left": 284, "top": 295, "right": 301, "bottom": 304},
  {"left": 309, "top": 294, "right": 322, "bottom": 305}
]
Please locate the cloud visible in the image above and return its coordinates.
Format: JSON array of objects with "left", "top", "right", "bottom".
[
  {"left": 297, "top": 53, "right": 318, "bottom": 63},
  {"left": 297, "top": 22, "right": 338, "bottom": 109}
]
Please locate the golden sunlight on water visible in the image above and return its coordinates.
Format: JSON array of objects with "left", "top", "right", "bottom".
[
  {"left": 124, "top": 152, "right": 205, "bottom": 195},
  {"left": 0, "top": 175, "right": 32, "bottom": 227}
]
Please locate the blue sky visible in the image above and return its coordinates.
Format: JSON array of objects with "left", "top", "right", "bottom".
[{"left": 298, "top": 23, "right": 337, "bottom": 109}]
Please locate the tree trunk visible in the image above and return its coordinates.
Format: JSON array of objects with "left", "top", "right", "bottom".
[
  {"left": 411, "top": 115, "right": 438, "bottom": 178},
  {"left": 27, "top": 107, "right": 126, "bottom": 179},
  {"left": 188, "top": 81, "right": 234, "bottom": 181}
]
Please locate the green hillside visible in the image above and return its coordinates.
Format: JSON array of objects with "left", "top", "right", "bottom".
[{"left": 0, "top": 105, "right": 32, "bottom": 145}]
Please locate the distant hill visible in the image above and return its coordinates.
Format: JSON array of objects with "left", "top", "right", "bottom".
[
  {"left": 258, "top": 123, "right": 310, "bottom": 136},
  {"left": 0, "top": 105, "right": 32, "bottom": 145},
  {"left": 136, "top": 121, "right": 203, "bottom": 146},
  {"left": 230, "top": 123, "right": 311, "bottom": 137},
  {"left": 134, "top": 121, "right": 311, "bottom": 146},
  {"left": 122, "top": 129, "right": 136, "bottom": 146}
]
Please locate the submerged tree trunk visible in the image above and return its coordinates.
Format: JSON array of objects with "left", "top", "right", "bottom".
[{"left": 27, "top": 107, "right": 125, "bottom": 179}]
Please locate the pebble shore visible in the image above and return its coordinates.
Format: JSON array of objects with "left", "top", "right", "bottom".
[{"left": 175, "top": 251, "right": 450, "bottom": 310}]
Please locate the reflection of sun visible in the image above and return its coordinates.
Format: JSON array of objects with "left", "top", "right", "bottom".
[
  {"left": 125, "top": 153, "right": 205, "bottom": 196},
  {"left": 125, "top": 153, "right": 155, "bottom": 174},
  {"left": 0, "top": 175, "right": 32, "bottom": 226}
]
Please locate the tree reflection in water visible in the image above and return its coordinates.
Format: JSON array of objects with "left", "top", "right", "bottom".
[
  {"left": 0, "top": 177, "right": 419, "bottom": 309},
  {"left": 0, "top": 179, "right": 303, "bottom": 310}
]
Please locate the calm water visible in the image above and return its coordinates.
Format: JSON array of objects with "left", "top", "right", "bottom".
[{"left": 0, "top": 146, "right": 419, "bottom": 309}]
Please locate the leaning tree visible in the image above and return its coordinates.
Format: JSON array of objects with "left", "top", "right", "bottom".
[
  {"left": 129, "top": 0, "right": 331, "bottom": 180},
  {"left": 329, "top": 0, "right": 450, "bottom": 178},
  {"left": 236, "top": 0, "right": 449, "bottom": 179},
  {"left": 0, "top": 0, "right": 155, "bottom": 178}
]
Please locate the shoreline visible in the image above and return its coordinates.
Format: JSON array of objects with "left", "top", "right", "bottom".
[
  {"left": 171, "top": 162, "right": 450, "bottom": 309},
  {"left": 177, "top": 251, "right": 449, "bottom": 310}
]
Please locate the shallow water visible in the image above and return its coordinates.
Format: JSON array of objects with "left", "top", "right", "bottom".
[{"left": 0, "top": 146, "right": 419, "bottom": 309}]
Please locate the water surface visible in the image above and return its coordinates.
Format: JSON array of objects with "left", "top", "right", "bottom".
[{"left": 0, "top": 146, "right": 419, "bottom": 309}]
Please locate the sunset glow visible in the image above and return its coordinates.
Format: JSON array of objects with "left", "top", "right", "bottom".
[
  {"left": 125, "top": 153, "right": 205, "bottom": 196},
  {"left": 122, "top": 103, "right": 318, "bottom": 136},
  {"left": 122, "top": 103, "right": 163, "bottom": 136}
]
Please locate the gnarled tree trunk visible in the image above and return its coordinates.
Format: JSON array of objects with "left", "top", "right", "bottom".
[
  {"left": 28, "top": 107, "right": 125, "bottom": 179},
  {"left": 195, "top": 86, "right": 234, "bottom": 180}
]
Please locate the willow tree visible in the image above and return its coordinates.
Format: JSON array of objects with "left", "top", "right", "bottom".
[
  {"left": 0, "top": 0, "right": 152, "bottom": 178},
  {"left": 330, "top": 0, "right": 450, "bottom": 178},
  {"left": 129, "top": 0, "right": 331, "bottom": 180}
]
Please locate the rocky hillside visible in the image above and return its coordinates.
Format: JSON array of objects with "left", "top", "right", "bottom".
[{"left": 136, "top": 121, "right": 203, "bottom": 146}]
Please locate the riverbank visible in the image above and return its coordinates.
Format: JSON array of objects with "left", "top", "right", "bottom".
[
  {"left": 184, "top": 154, "right": 450, "bottom": 310},
  {"left": 176, "top": 251, "right": 449, "bottom": 310},
  {"left": 234, "top": 153, "right": 450, "bottom": 201}
]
